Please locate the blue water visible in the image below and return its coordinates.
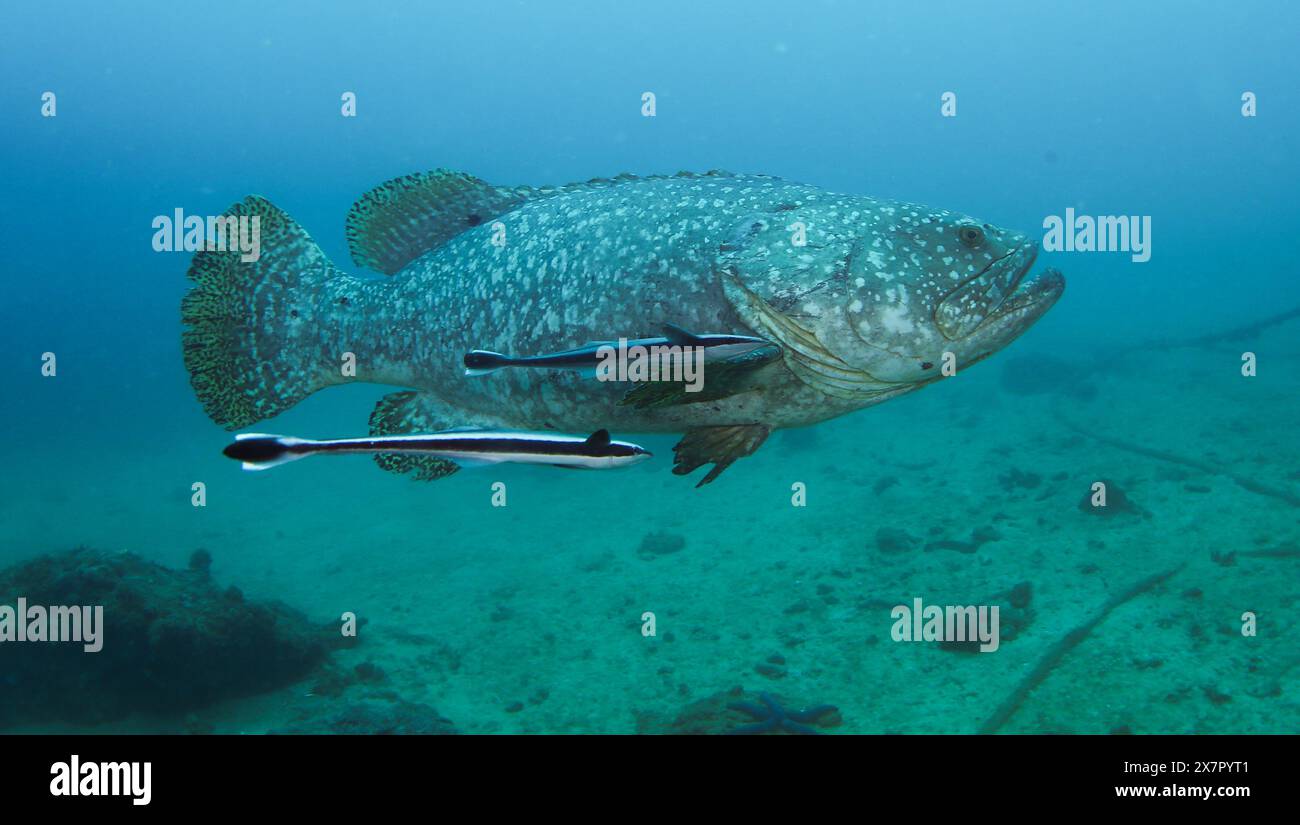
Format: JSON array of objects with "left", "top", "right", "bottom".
[{"left": 2, "top": 1, "right": 1297, "bottom": 733}]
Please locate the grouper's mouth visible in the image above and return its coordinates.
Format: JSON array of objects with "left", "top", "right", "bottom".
[
  {"left": 973, "top": 263, "right": 1065, "bottom": 337},
  {"left": 943, "top": 260, "right": 1065, "bottom": 374},
  {"left": 934, "top": 242, "right": 1040, "bottom": 340}
]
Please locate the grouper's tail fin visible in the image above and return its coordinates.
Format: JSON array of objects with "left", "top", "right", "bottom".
[{"left": 182, "top": 196, "right": 339, "bottom": 430}]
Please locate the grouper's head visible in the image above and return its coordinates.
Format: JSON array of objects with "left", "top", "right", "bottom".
[{"left": 720, "top": 198, "right": 1064, "bottom": 403}]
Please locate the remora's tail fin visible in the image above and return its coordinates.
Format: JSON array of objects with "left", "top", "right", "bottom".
[
  {"left": 222, "top": 434, "right": 313, "bottom": 471},
  {"left": 463, "top": 350, "right": 512, "bottom": 376},
  {"left": 182, "top": 196, "right": 342, "bottom": 430}
]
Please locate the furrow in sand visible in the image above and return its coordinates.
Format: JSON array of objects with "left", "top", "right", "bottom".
[
  {"left": 1055, "top": 412, "right": 1300, "bottom": 508},
  {"left": 979, "top": 565, "right": 1185, "bottom": 735}
]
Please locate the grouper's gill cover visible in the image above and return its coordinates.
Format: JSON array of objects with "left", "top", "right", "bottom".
[
  {"left": 181, "top": 169, "right": 1063, "bottom": 485},
  {"left": 719, "top": 195, "right": 1052, "bottom": 395}
]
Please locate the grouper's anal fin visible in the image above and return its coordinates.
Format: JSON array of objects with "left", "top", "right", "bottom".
[
  {"left": 671, "top": 424, "right": 771, "bottom": 487},
  {"left": 346, "top": 169, "right": 535, "bottom": 275},
  {"left": 368, "top": 391, "right": 460, "bottom": 481}
]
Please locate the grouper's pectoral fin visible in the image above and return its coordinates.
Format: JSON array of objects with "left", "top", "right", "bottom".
[
  {"left": 672, "top": 424, "right": 771, "bottom": 487},
  {"left": 619, "top": 344, "right": 782, "bottom": 410},
  {"left": 368, "top": 391, "right": 460, "bottom": 481}
]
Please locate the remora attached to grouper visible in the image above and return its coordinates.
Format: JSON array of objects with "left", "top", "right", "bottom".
[{"left": 182, "top": 169, "right": 1064, "bottom": 486}]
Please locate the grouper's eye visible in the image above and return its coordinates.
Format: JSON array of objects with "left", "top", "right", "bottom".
[{"left": 959, "top": 225, "right": 985, "bottom": 247}]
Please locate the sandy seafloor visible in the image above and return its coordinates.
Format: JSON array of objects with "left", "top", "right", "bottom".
[{"left": 2, "top": 326, "right": 1297, "bottom": 735}]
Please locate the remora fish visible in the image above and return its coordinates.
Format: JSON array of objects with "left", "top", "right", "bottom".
[
  {"left": 463, "top": 323, "right": 777, "bottom": 376},
  {"left": 182, "top": 169, "right": 1064, "bottom": 485},
  {"left": 223, "top": 429, "right": 650, "bottom": 471}
]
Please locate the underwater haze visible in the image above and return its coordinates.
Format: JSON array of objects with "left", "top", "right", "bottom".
[{"left": 1, "top": 0, "right": 1298, "bottom": 734}]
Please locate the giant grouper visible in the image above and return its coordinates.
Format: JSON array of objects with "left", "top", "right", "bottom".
[{"left": 182, "top": 169, "right": 1064, "bottom": 486}]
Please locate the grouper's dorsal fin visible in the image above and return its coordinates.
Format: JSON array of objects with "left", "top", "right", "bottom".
[
  {"left": 346, "top": 169, "right": 534, "bottom": 275},
  {"left": 487, "top": 169, "right": 763, "bottom": 204},
  {"left": 550, "top": 169, "right": 759, "bottom": 194},
  {"left": 346, "top": 169, "right": 773, "bottom": 274}
]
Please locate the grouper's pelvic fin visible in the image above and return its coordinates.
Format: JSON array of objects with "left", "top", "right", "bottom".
[
  {"left": 181, "top": 195, "right": 353, "bottom": 430},
  {"left": 368, "top": 391, "right": 460, "bottom": 481},
  {"left": 345, "top": 169, "right": 536, "bottom": 275}
]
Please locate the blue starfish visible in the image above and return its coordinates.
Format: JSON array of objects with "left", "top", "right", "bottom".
[{"left": 726, "top": 691, "right": 838, "bottom": 735}]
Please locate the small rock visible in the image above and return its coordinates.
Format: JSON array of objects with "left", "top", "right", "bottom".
[
  {"left": 1078, "top": 478, "right": 1145, "bottom": 516},
  {"left": 875, "top": 527, "right": 918, "bottom": 554},
  {"left": 188, "top": 549, "right": 212, "bottom": 576},
  {"left": 638, "top": 531, "right": 686, "bottom": 559},
  {"left": 353, "top": 661, "right": 387, "bottom": 684},
  {"left": 490, "top": 604, "right": 515, "bottom": 622},
  {"left": 999, "top": 467, "right": 1042, "bottom": 490},
  {"left": 1009, "top": 581, "right": 1033, "bottom": 609},
  {"left": 1202, "top": 685, "right": 1232, "bottom": 706}
]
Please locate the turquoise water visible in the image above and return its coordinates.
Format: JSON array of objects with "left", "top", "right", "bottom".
[{"left": 2, "top": 1, "right": 1297, "bottom": 734}]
